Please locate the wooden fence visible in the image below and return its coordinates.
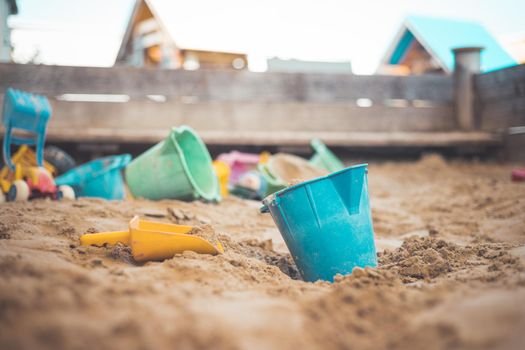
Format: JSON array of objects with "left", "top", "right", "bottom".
[
  {"left": 0, "top": 62, "right": 516, "bottom": 148},
  {"left": 475, "top": 64, "right": 525, "bottom": 131}
]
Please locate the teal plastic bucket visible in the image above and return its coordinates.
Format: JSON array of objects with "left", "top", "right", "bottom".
[
  {"left": 125, "top": 126, "right": 220, "bottom": 201},
  {"left": 54, "top": 154, "right": 131, "bottom": 200},
  {"left": 261, "top": 164, "right": 377, "bottom": 282}
]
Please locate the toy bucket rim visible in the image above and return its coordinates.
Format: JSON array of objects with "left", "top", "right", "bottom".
[
  {"left": 169, "top": 126, "right": 220, "bottom": 202},
  {"left": 261, "top": 163, "right": 368, "bottom": 212},
  {"left": 56, "top": 153, "right": 131, "bottom": 186}
]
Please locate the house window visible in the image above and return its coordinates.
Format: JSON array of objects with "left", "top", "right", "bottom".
[{"left": 232, "top": 57, "right": 245, "bottom": 70}]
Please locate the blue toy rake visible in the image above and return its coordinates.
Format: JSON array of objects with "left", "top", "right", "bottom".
[{"left": 2, "top": 88, "right": 52, "bottom": 170}]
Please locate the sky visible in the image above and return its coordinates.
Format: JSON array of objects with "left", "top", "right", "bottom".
[{"left": 7, "top": 0, "right": 525, "bottom": 74}]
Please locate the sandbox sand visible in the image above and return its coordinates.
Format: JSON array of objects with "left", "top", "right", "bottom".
[{"left": 0, "top": 155, "right": 524, "bottom": 350}]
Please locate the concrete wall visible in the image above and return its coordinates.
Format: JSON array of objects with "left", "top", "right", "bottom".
[
  {"left": 0, "top": 63, "right": 459, "bottom": 146},
  {"left": 0, "top": 62, "right": 512, "bottom": 150},
  {"left": 475, "top": 64, "right": 525, "bottom": 131}
]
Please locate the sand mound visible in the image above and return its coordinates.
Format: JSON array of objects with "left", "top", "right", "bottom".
[
  {"left": 0, "top": 157, "right": 524, "bottom": 349},
  {"left": 380, "top": 236, "right": 522, "bottom": 282}
]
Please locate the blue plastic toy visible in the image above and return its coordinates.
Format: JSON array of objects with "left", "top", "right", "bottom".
[
  {"left": 55, "top": 154, "right": 131, "bottom": 200},
  {"left": 261, "top": 164, "right": 377, "bottom": 282},
  {"left": 2, "top": 88, "right": 51, "bottom": 170}
]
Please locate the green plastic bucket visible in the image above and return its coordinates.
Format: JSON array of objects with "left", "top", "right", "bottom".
[
  {"left": 258, "top": 153, "right": 327, "bottom": 197},
  {"left": 309, "top": 139, "right": 345, "bottom": 173},
  {"left": 257, "top": 163, "right": 287, "bottom": 197},
  {"left": 125, "top": 126, "right": 220, "bottom": 201}
]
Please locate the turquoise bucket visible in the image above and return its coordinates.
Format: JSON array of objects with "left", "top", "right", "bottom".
[
  {"left": 55, "top": 154, "right": 131, "bottom": 200},
  {"left": 261, "top": 164, "right": 377, "bottom": 282}
]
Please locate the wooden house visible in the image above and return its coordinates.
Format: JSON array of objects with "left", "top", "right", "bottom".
[
  {"left": 115, "top": 0, "right": 247, "bottom": 70},
  {"left": 378, "top": 16, "right": 516, "bottom": 75}
]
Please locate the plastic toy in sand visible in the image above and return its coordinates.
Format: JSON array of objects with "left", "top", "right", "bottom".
[
  {"left": 1, "top": 88, "right": 75, "bottom": 202},
  {"left": 126, "top": 126, "right": 220, "bottom": 202},
  {"left": 80, "top": 216, "right": 223, "bottom": 262},
  {"left": 261, "top": 164, "right": 377, "bottom": 282},
  {"left": 55, "top": 154, "right": 131, "bottom": 200},
  {"left": 230, "top": 171, "right": 268, "bottom": 200},
  {"left": 0, "top": 152, "right": 74, "bottom": 202},
  {"left": 511, "top": 168, "right": 525, "bottom": 182},
  {"left": 309, "top": 139, "right": 345, "bottom": 172},
  {"left": 217, "top": 151, "right": 262, "bottom": 184},
  {"left": 256, "top": 153, "right": 328, "bottom": 197},
  {"left": 213, "top": 160, "right": 230, "bottom": 197}
]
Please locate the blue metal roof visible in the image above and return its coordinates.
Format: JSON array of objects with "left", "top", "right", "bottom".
[{"left": 389, "top": 16, "right": 516, "bottom": 73}]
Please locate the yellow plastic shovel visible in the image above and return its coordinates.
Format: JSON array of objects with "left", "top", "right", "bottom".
[{"left": 80, "top": 216, "right": 224, "bottom": 262}]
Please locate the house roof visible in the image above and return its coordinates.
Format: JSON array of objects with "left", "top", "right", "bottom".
[
  {"left": 116, "top": 0, "right": 248, "bottom": 62},
  {"left": 382, "top": 15, "right": 516, "bottom": 73}
]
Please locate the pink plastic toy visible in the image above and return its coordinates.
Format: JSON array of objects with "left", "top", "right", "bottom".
[
  {"left": 217, "top": 151, "right": 260, "bottom": 184},
  {"left": 511, "top": 168, "right": 525, "bottom": 182}
]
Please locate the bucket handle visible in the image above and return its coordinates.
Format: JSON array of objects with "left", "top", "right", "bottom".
[{"left": 259, "top": 195, "right": 275, "bottom": 214}]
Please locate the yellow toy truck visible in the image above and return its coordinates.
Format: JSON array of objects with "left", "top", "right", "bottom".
[{"left": 0, "top": 145, "right": 75, "bottom": 202}]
